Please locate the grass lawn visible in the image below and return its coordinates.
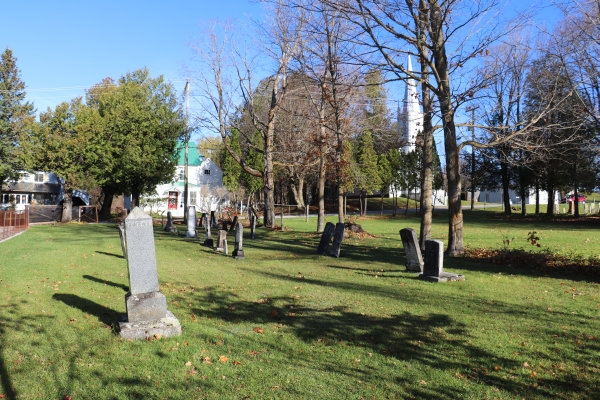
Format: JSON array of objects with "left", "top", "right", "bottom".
[{"left": 1, "top": 209, "right": 599, "bottom": 399}]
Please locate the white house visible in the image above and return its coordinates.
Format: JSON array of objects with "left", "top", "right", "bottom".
[
  {"left": 151, "top": 142, "right": 227, "bottom": 217},
  {"left": 478, "top": 188, "right": 556, "bottom": 205}
]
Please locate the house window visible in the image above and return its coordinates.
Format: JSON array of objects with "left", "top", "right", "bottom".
[
  {"left": 204, "top": 169, "right": 211, "bottom": 175},
  {"left": 34, "top": 173, "right": 44, "bottom": 183},
  {"left": 189, "top": 191, "right": 197, "bottom": 206}
]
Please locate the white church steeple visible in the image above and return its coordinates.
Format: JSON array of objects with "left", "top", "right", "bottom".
[{"left": 399, "top": 55, "right": 423, "bottom": 154}]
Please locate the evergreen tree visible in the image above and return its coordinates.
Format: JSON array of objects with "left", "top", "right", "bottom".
[
  {"left": 221, "top": 128, "right": 242, "bottom": 192},
  {"left": 0, "top": 48, "right": 35, "bottom": 192},
  {"left": 387, "top": 147, "right": 402, "bottom": 215},
  {"left": 357, "top": 130, "right": 381, "bottom": 216},
  {"left": 377, "top": 152, "right": 392, "bottom": 215}
]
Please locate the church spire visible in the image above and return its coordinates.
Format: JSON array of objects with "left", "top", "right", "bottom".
[{"left": 400, "top": 55, "right": 422, "bottom": 154}]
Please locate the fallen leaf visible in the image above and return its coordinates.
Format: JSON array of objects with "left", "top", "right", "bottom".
[
  {"left": 253, "top": 327, "right": 264, "bottom": 334},
  {"left": 248, "top": 350, "right": 260, "bottom": 356},
  {"left": 185, "top": 361, "right": 192, "bottom": 367},
  {"left": 270, "top": 309, "right": 279, "bottom": 317},
  {"left": 63, "top": 396, "right": 72, "bottom": 400},
  {"left": 219, "top": 355, "right": 229, "bottom": 363},
  {"left": 523, "top": 362, "right": 530, "bottom": 368},
  {"left": 202, "top": 357, "right": 212, "bottom": 364},
  {"left": 233, "top": 360, "right": 242, "bottom": 366},
  {"left": 531, "top": 370, "right": 537, "bottom": 377},
  {"left": 154, "top": 334, "right": 162, "bottom": 340},
  {"left": 420, "top": 380, "right": 427, "bottom": 385},
  {"left": 69, "top": 318, "right": 76, "bottom": 323},
  {"left": 494, "top": 366, "right": 501, "bottom": 371}
]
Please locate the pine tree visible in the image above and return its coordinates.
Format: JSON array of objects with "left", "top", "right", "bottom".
[
  {"left": 357, "top": 131, "right": 381, "bottom": 216},
  {"left": 0, "top": 48, "right": 35, "bottom": 191},
  {"left": 221, "top": 128, "right": 242, "bottom": 192}
]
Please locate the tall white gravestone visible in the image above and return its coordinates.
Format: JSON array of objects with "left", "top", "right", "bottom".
[{"left": 119, "top": 207, "right": 181, "bottom": 339}]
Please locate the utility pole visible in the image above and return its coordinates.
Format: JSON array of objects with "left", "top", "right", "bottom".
[
  {"left": 467, "top": 106, "right": 478, "bottom": 211},
  {"left": 183, "top": 80, "right": 190, "bottom": 220}
]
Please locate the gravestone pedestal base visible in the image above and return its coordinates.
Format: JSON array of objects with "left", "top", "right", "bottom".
[
  {"left": 125, "top": 291, "right": 168, "bottom": 322},
  {"left": 119, "top": 310, "right": 182, "bottom": 340},
  {"left": 232, "top": 249, "right": 245, "bottom": 259},
  {"left": 419, "top": 272, "right": 465, "bottom": 283},
  {"left": 203, "top": 238, "right": 214, "bottom": 247}
]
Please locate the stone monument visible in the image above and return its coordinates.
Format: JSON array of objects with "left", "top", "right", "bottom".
[
  {"left": 216, "top": 229, "right": 227, "bottom": 252},
  {"left": 418, "top": 240, "right": 465, "bottom": 283},
  {"left": 399, "top": 228, "right": 424, "bottom": 272},
  {"left": 186, "top": 206, "right": 197, "bottom": 238},
  {"left": 329, "top": 223, "right": 345, "bottom": 258},
  {"left": 317, "top": 222, "right": 335, "bottom": 256},
  {"left": 163, "top": 211, "right": 177, "bottom": 234},
  {"left": 119, "top": 207, "right": 181, "bottom": 339},
  {"left": 203, "top": 221, "right": 214, "bottom": 248},
  {"left": 232, "top": 222, "right": 245, "bottom": 259},
  {"left": 250, "top": 214, "right": 256, "bottom": 239},
  {"left": 229, "top": 216, "right": 238, "bottom": 232}
]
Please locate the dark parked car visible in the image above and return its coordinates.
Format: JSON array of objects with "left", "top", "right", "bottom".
[{"left": 560, "top": 194, "right": 586, "bottom": 203}]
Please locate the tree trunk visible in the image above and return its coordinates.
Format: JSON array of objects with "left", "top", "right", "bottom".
[
  {"left": 430, "top": 0, "right": 463, "bottom": 256},
  {"left": 535, "top": 178, "right": 540, "bottom": 215},
  {"left": 290, "top": 174, "right": 305, "bottom": 210},
  {"left": 418, "top": 0, "right": 433, "bottom": 250},
  {"left": 131, "top": 187, "right": 140, "bottom": 209},
  {"left": 317, "top": 154, "right": 326, "bottom": 233},
  {"left": 61, "top": 189, "right": 73, "bottom": 223},
  {"left": 501, "top": 161, "right": 511, "bottom": 215},
  {"left": 100, "top": 186, "right": 114, "bottom": 217}
]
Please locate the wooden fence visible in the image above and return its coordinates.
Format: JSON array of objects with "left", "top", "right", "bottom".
[{"left": 0, "top": 207, "right": 29, "bottom": 241}]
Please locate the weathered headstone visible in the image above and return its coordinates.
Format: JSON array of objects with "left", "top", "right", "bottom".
[
  {"left": 216, "top": 229, "right": 227, "bottom": 251},
  {"left": 399, "top": 228, "right": 424, "bottom": 272},
  {"left": 118, "top": 223, "right": 127, "bottom": 259},
  {"left": 418, "top": 240, "right": 465, "bottom": 282},
  {"left": 329, "top": 223, "right": 345, "bottom": 258},
  {"left": 223, "top": 239, "right": 228, "bottom": 255},
  {"left": 200, "top": 213, "right": 207, "bottom": 228},
  {"left": 229, "top": 216, "right": 238, "bottom": 232},
  {"left": 163, "top": 211, "right": 177, "bottom": 234},
  {"left": 222, "top": 221, "right": 228, "bottom": 231},
  {"left": 317, "top": 222, "right": 335, "bottom": 256},
  {"left": 203, "top": 222, "right": 214, "bottom": 247},
  {"left": 119, "top": 207, "right": 181, "bottom": 339},
  {"left": 186, "top": 206, "right": 197, "bottom": 238},
  {"left": 210, "top": 211, "right": 218, "bottom": 228},
  {"left": 232, "top": 222, "right": 245, "bottom": 259},
  {"left": 250, "top": 214, "right": 256, "bottom": 239}
]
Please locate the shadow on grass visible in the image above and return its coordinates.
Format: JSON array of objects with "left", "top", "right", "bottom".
[
  {"left": 52, "top": 294, "right": 121, "bottom": 332},
  {"left": 94, "top": 251, "right": 124, "bottom": 259},
  {"left": 82, "top": 275, "right": 129, "bottom": 292}
]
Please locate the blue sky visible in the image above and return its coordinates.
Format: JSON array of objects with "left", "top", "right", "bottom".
[
  {"left": 3, "top": 0, "right": 563, "bottom": 154},
  {"left": 2, "top": 0, "right": 264, "bottom": 113}
]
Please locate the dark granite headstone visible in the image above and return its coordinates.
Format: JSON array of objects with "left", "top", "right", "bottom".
[
  {"left": 317, "top": 222, "right": 335, "bottom": 256},
  {"left": 250, "top": 214, "right": 256, "bottom": 239},
  {"left": 119, "top": 207, "right": 181, "bottom": 339},
  {"left": 399, "top": 228, "right": 424, "bottom": 272},
  {"left": 163, "top": 211, "right": 177, "bottom": 234},
  {"left": 210, "top": 211, "right": 218, "bottom": 228},
  {"left": 419, "top": 240, "right": 465, "bottom": 283},
  {"left": 232, "top": 222, "right": 245, "bottom": 259},
  {"left": 229, "top": 216, "right": 238, "bottom": 232},
  {"left": 329, "top": 223, "right": 345, "bottom": 258},
  {"left": 118, "top": 223, "right": 127, "bottom": 259},
  {"left": 203, "top": 222, "right": 214, "bottom": 247},
  {"left": 222, "top": 221, "right": 228, "bottom": 231}
]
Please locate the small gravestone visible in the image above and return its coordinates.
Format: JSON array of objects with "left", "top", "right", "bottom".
[
  {"left": 232, "top": 222, "right": 245, "bottom": 259},
  {"left": 210, "top": 211, "right": 218, "bottom": 228},
  {"left": 250, "top": 214, "right": 256, "bottom": 239},
  {"left": 418, "top": 240, "right": 465, "bottom": 283},
  {"left": 119, "top": 207, "right": 181, "bottom": 339},
  {"left": 200, "top": 213, "right": 207, "bottom": 228},
  {"left": 329, "top": 223, "right": 345, "bottom": 258},
  {"left": 399, "top": 228, "right": 424, "bottom": 272},
  {"left": 118, "top": 223, "right": 127, "bottom": 259},
  {"left": 216, "top": 230, "right": 227, "bottom": 251},
  {"left": 229, "top": 216, "right": 238, "bottom": 232},
  {"left": 203, "top": 222, "right": 214, "bottom": 247},
  {"left": 164, "top": 211, "right": 177, "bottom": 234},
  {"left": 223, "top": 239, "right": 228, "bottom": 255},
  {"left": 317, "top": 222, "right": 335, "bottom": 256},
  {"left": 186, "top": 206, "right": 197, "bottom": 238}
]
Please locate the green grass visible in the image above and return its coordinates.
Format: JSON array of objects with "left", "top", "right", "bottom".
[{"left": 1, "top": 210, "right": 599, "bottom": 399}]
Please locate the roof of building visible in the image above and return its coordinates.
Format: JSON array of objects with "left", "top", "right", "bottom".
[{"left": 176, "top": 142, "right": 204, "bottom": 166}]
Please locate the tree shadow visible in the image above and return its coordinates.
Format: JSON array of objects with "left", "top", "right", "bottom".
[
  {"left": 82, "top": 275, "right": 129, "bottom": 292},
  {"left": 52, "top": 293, "right": 121, "bottom": 332}
]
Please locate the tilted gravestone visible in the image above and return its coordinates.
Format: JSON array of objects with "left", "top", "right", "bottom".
[
  {"left": 118, "top": 223, "right": 127, "bottom": 259},
  {"left": 229, "top": 216, "right": 238, "bottom": 232},
  {"left": 317, "top": 222, "right": 335, "bottom": 256},
  {"left": 399, "top": 228, "right": 424, "bottom": 272},
  {"left": 164, "top": 211, "right": 177, "bottom": 234},
  {"left": 250, "top": 214, "right": 256, "bottom": 239},
  {"left": 186, "top": 206, "right": 197, "bottom": 238},
  {"left": 119, "top": 207, "right": 181, "bottom": 339},
  {"left": 329, "top": 223, "right": 345, "bottom": 258},
  {"left": 232, "top": 222, "right": 245, "bottom": 259},
  {"left": 418, "top": 240, "right": 465, "bottom": 283},
  {"left": 203, "top": 221, "right": 214, "bottom": 247},
  {"left": 216, "top": 229, "right": 227, "bottom": 252}
]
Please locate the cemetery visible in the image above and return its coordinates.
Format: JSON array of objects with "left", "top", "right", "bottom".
[{"left": 0, "top": 206, "right": 599, "bottom": 399}]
